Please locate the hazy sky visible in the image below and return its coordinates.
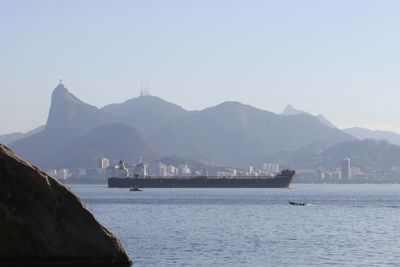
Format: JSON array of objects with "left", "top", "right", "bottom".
[{"left": 1, "top": 0, "right": 400, "bottom": 134}]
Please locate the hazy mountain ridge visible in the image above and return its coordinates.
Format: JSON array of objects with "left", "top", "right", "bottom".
[
  {"left": 281, "top": 104, "right": 337, "bottom": 128},
  {"left": 46, "top": 123, "right": 159, "bottom": 168},
  {"left": 150, "top": 101, "right": 353, "bottom": 166},
  {"left": 10, "top": 83, "right": 355, "bottom": 168},
  {"left": 269, "top": 139, "right": 400, "bottom": 172},
  {"left": 102, "top": 95, "right": 190, "bottom": 136},
  {"left": 101, "top": 98, "right": 353, "bottom": 165},
  {"left": 45, "top": 84, "right": 115, "bottom": 138},
  {"left": 9, "top": 84, "right": 141, "bottom": 168},
  {"left": 320, "top": 139, "right": 400, "bottom": 171},
  {"left": 344, "top": 127, "right": 400, "bottom": 146},
  {"left": 0, "top": 125, "right": 44, "bottom": 145},
  {"left": 0, "top": 132, "right": 24, "bottom": 145}
]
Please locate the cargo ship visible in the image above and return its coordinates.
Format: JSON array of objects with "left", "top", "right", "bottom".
[{"left": 108, "top": 169, "right": 295, "bottom": 188}]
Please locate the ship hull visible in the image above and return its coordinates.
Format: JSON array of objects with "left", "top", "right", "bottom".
[{"left": 108, "top": 174, "right": 294, "bottom": 188}]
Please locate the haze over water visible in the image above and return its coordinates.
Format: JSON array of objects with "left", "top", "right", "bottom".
[{"left": 71, "top": 184, "right": 400, "bottom": 267}]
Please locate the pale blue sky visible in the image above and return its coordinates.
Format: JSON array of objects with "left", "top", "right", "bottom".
[{"left": 1, "top": 0, "right": 400, "bottom": 134}]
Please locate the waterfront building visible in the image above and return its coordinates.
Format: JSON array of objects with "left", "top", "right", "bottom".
[
  {"left": 271, "top": 163, "right": 280, "bottom": 174},
  {"left": 262, "top": 163, "right": 280, "bottom": 174},
  {"left": 57, "top": 169, "right": 69, "bottom": 180},
  {"left": 157, "top": 162, "right": 167, "bottom": 177},
  {"left": 341, "top": 158, "right": 351, "bottom": 180},
  {"left": 100, "top": 158, "right": 110, "bottom": 169}
]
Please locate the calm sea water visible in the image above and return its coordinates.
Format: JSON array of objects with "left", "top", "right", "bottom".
[{"left": 70, "top": 184, "right": 400, "bottom": 267}]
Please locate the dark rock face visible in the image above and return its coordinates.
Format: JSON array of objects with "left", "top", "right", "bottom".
[{"left": 0, "top": 145, "right": 131, "bottom": 266}]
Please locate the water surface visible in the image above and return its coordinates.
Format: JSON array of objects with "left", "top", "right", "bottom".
[{"left": 70, "top": 184, "right": 400, "bottom": 267}]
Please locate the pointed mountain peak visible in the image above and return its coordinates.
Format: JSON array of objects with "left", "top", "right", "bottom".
[
  {"left": 281, "top": 105, "right": 337, "bottom": 128},
  {"left": 53, "top": 82, "right": 66, "bottom": 91},
  {"left": 45, "top": 82, "right": 112, "bottom": 137},
  {"left": 285, "top": 104, "right": 294, "bottom": 109},
  {"left": 281, "top": 105, "right": 307, "bottom": 116},
  {"left": 52, "top": 80, "right": 69, "bottom": 97},
  {"left": 51, "top": 82, "right": 84, "bottom": 106}
]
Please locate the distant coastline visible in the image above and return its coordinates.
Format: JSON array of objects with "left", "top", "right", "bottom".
[{"left": 63, "top": 180, "right": 400, "bottom": 186}]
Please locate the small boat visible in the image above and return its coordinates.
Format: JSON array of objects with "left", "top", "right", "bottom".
[
  {"left": 129, "top": 186, "right": 142, "bottom": 192},
  {"left": 288, "top": 201, "right": 305, "bottom": 206}
]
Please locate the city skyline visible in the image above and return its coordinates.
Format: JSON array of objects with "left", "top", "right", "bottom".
[{"left": 1, "top": 1, "right": 400, "bottom": 134}]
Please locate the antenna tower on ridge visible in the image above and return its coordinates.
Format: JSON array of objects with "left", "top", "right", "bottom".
[{"left": 140, "top": 82, "right": 150, "bottom": 96}]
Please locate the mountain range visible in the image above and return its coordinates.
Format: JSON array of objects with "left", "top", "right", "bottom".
[
  {"left": 149, "top": 102, "right": 352, "bottom": 166},
  {"left": 4, "top": 82, "right": 399, "bottom": 173},
  {"left": 267, "top": 139, "right": 400, "bottom": 172},
  {"left": 2, "top": 83, "right": 357, "bottom": 169},
  {"left": 280, "top": 104, "right": 337, "bottom": 129},
  {"left": 8, "top": 84, "right": 159, "bottom": 169},
  {"left": 281, "top": 106, "right": 400, "bottom": 146},
  {"left": 0, "top": 126, "right": 44, "bottom": 145},
  {"left": 343, "top": 127, "right": 400, "bottom": 146}
]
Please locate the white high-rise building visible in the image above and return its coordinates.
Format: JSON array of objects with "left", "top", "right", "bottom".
[
  {"left": 231, "top": 169, "right": 238, "bottom": 176},
  {"left": 262, "top": 162, "right": 269, "bottom": 171},
  {"left": 270, "top": 163, "right": 280, "bottom": 174},
  {"left": 57, "top": 169, "right": 69, "bottom": 180},
  {"left": 157, "top": 162, "right": 167, "bottom": 177},
  {"left": 100, "top": 158, "right": 110, "bottom": 169},
  {"left": 262, "top": 162, "right": 280, "bottom": 174}
]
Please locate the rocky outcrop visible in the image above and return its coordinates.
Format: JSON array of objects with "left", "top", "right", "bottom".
[
  {"left": 45, "top": 82, "right": 114, "bottom": 138},
  {"left": 0, "top": 144, "right": 131, "bottom": 266}
]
